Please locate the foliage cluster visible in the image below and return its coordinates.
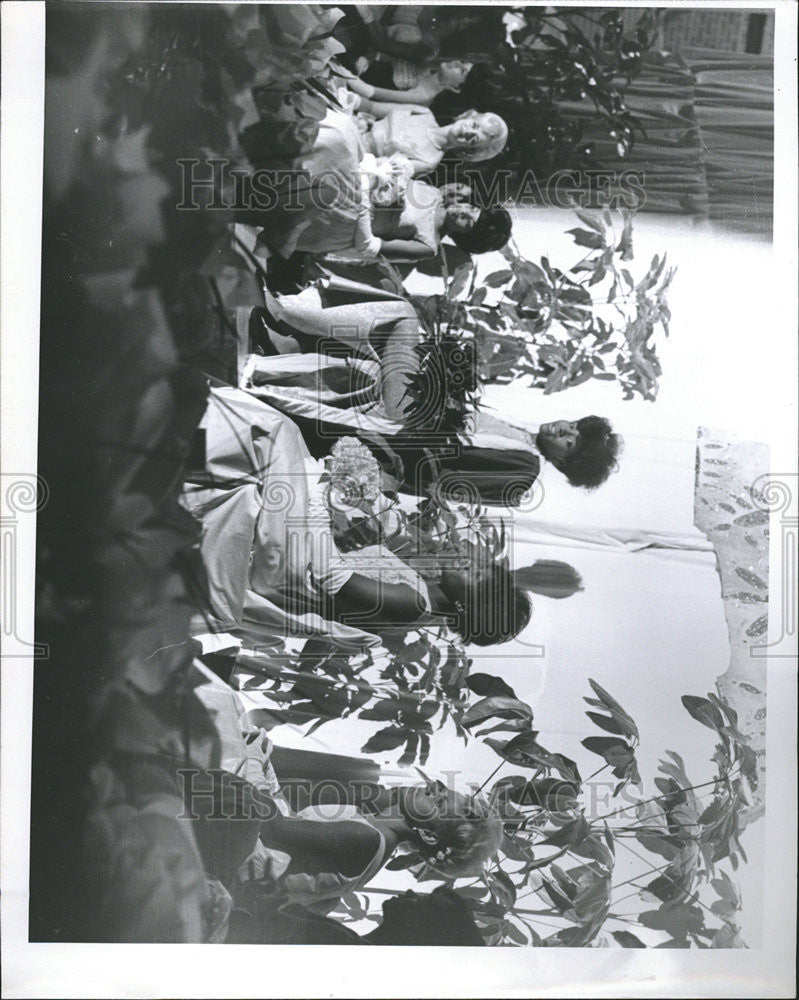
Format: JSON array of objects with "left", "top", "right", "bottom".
[{"left": 414, "top": 206, "right": 675, "bottom": 400}]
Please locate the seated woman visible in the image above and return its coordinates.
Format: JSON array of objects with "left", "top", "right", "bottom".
[
  {"left": 359, "top": 105, "right": 507, "bottom": 177},
  {"left": 337, "top": 57, "right": 475, "bottom": 108},
  {"left": 240, "top": 283, "right": 624, "bottom": 504},
  {"left": 239, "top": 98, "right": 508, "bottom": 258},
  {"left": 172, "top": 667, "right": 503, "bottom": 934},
  {"left": 345, "top": 180, "right": 512, "bottom": 263},
  {"left": 184, "top": 386, "right": 531, "bottom": 648},
  {"left": 362, "top": 176, "right": 512, "bottom": 262},
  {"left": 234, "top": 777, "right": 504, "bottom": 917}
]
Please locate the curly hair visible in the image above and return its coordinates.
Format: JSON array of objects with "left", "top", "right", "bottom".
[
  {"left": 415, "top": 793, "right": 504, "bottom": 878},
  {"left": 457, "top": 562, "right": 533, "bottom": 646},
  {"left": 451, "top": 206, "right": 512, "bottom": 254},
  {"left": 557, "top": 416, "right": 624, "bottom": 490}
]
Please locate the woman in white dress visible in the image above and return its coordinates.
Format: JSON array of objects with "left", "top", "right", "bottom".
[{"left": 183, "top": 386, "right": 531, "bottom": 648}]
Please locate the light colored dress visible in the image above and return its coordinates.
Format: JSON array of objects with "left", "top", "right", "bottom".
[
  {"left": 234, "top": 802, "right": 388, "bottom": 915},
  {"left": 263, "top": 108, "right": 368, "bottom": 258},
  {"left": 371, "top": 178, "right": 442, "bottom": 257},
  {"left": 184, "top": 387, "right": 429, "bottom": 649},
  {"left": 365, "top": 106, "right": 444, "bottom": 175}
]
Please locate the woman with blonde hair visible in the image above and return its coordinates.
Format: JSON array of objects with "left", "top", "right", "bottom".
[{"left": 242, "top": 98, "right": 509, "bottom": 258}]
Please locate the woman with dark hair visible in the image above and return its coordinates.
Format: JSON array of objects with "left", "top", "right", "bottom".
[
  {"left": 446, "top": 202, "right": 512, "bottom": 255},
  {"left": 357, "top": 178, "right": 512, "bottom": 262},
  {"left": 230, "top": 779, "right": 504, "bottom": 918},
  {"left": 535, "top": 417, "right": 624, "bottom": 490},
  {"left": 429, "top": 552, "right": 533, "bottom": 648},
  {"left": 239, "top": 294, "right": 622, "bottom": 509},
  {"left": 185, "top": 386, "right": 531, "bottom": 648}
]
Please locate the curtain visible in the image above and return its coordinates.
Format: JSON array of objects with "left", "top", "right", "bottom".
[{"left": 562, "top": 49, "right": 773, "bottom": 238}]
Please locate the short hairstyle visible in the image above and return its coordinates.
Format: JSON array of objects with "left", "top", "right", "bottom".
[
  {"left": 414, "top": 792, "right": 504, "bottom": 878},
  {"left": 558, "top": 416, "right": 623, "bottom": 490},
  {"left": 458, "top": 562, "right": 532, "bottom": 646},
  {"left": 455, "top": 110, "right": 508, "bottom": 162},
  {"left": 451, "top": 206, "right": 512, "bottom": 254}
]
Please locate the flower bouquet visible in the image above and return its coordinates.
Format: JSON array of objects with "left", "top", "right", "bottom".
[
  {"left": 326, "top": 436, "right": 382, "bottom": 508},
  {"left": 360, "top": 152, "right": 414, "bottom": 208}
]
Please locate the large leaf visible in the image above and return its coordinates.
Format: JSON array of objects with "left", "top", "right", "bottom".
[
  {"left": 541, "top": 814, "right": 590, "bottom": 847},
  {"left": 482, "top": 268, "right": 513, "bottom": 288},
  {"left": 484, "top": 734, "right": 581, "bottom": 784},
  {"left": 581, "top": 736, "right": 633, "bottom": 766},
  {"left": 540, "top": 877, "right": 574, "bottom": 913},
  {"left": 566, "top": 227, "right": 604, "bottom": 250},
  {"left": 585, "top": 710, "right": 625, "bottom": 735},
  {"left": 568, "top": 832, "right": 614, "bottom": 871},
  {"left": 448, "top": 262, "right": 473, "bottom": 300},
  {"left": 467, "top": 672, "right": 517, "bottom": 699},
  {"left": 573, "top": 208, "right": 606, "bottom": 234},
  {"left": 682, "top": 695, "right": 725, "bottom": 732},
  {"left": 360, "top": 725, "right": 410, "bottom": 754},
  {"left": 586, "top": 678, "right": 639, "bottom": 738},
  {"left": 638, "top": 902, "right": 704, "bottom": 939},
  {"left": 612, "top": 930, "right": 646, "bottom": 948},
  {"left": 462, "top": 695, "right": 533, "bottom": 729},
  {"left": 488, "top": 869, "right": 517, "bottom": 910},
  {"left": 474, "top": 718, "right": 533, "bottom": 739}
]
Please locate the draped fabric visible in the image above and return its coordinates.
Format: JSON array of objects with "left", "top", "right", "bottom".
[
  {"left": 561, "top": 49, "right": 773, "bottom": 237},
  {"left": 686, "top": 48, "right": 773, "bottom": 236},
  {"left": 183, "top": 387, "right": 380, "bottom": 649}
]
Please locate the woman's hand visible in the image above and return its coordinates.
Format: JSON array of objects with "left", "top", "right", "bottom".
[{"left": 355, "top": 173, "right": 382, "bottom": 257}]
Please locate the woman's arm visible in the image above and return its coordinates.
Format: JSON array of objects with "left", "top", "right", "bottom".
[
  {"left": 261, "top": 812, "right": 389, "bottom": 878},
  {"left": 379, "top": 237, "right": 435, "bottom": 261},
  {"left": 330, "top": 572, "right": 428, "bottom": 627},
  {"left": 345, "top": 75, "right": 439, "bottom": 107},
  {"left": 356, "top": 95, "right": 431, "bottom": 119}
]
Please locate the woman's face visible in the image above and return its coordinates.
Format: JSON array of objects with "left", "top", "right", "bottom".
[
  {"left": 438, "top": 60, "right": 473, "bottom": 90},
  {"left": 440, "top": 182, "right": 472, "bottom": 206},
  {"left": 536, "top": 420, "right": 581, "bottom": 465},
  {"left": 445, "top": 201, "right": 480, "bottom": 233},
  {"left": 449, "top": 114, "right": 493, "bottom": 152}
]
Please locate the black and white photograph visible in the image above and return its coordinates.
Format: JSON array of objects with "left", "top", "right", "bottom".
[{"left": 1, "top": 2, "right": 796, "bottom": 997}]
